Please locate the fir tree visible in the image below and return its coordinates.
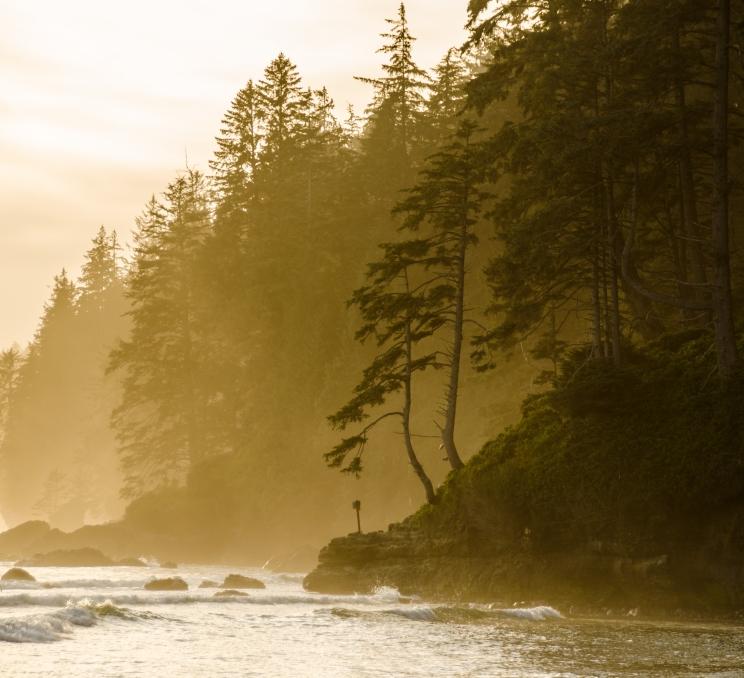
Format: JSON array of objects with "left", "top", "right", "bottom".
[
  {"left": 327, "top": 239, "right": 445, "bottom": 504},
  {"left": 110, "top": 171, "right": 213, "bottom": 497},
  {"left": 395, "top": 121, "right": 489, "bottom": 470},
  {"left": 356, "top": 2, "right": 429, "bottom": 194}
]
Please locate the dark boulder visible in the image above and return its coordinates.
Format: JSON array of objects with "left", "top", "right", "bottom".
[
  {"left": 1, "top": 567, "right": 35, "bottom": 582},
  {"left": 222, "top": 574, "right": 265, "bottom": 589},
  {"left": 198, "top": 580, "right": 219, "bottom": 588},
  {"left": 144, "top": 577, "right": 188, "bottom": 591}
]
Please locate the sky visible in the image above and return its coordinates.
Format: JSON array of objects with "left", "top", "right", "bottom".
[{"left": 0, "top": 0, "right": 469, "bottom": 348}]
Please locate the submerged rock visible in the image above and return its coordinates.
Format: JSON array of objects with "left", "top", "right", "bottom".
[
  {"left": 144, "top": 577, "right": 188, "bottom": 591},
  {"left": 1, "top": 567, "right": 35, "bottom": 582},
  {"left": 17, "top": 547, "right": 114, "bottom": 567},
  {"left": 160, "top": 561, "right": 178, "bottom": 569},
  {"left": 198, "top": 579, "right": 219, "bottom": 588},
  {"left": 214, "top": 589, "right": 249, "bottom": 598},
  {"left": 222, "top": 574, "right": 265, "bottom": 589}
]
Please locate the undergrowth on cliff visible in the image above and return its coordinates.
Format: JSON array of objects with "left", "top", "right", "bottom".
[{"left": 408, "top": 330, "right": 744, "bottom": 555}]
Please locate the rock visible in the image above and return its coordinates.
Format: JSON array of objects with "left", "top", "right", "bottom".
[
  {"left": 198, "top": 579, "right": 219, "bottom": 588},
  {"left": 144, "top": 577, "right": 188, "bottom": 591},
  {"left": 1, "top": 567, "right": 35, "bottom": 582},
  {"left": 221, "top": 574, "right": 265, "bottom": 589},
  {"left": 160, "top": 561, "right": 178, "bottom": 569},
  {"left": 17, "top": 547, "right": 114, "bottom": 567},
  {"left": 214, "top": 589, "right": 249, "bottom": 598},
  {"left": 0, "top": 521, "right": 53, "bottom": 560},
  {"left": 117, "top": 557, "right": 147, "bottom": 567}
]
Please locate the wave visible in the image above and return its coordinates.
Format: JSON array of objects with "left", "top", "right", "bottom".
[
  {"left": 495, "top": 605, "right": 563, "bottom": 621},
  {"left": 327, "top": 605, "right": 437, "bottom": 622},
  {"left": 0, "top": 588, "right": 405, "bottom": 608},
  {"left": 0, "top": 581, "right": 42, "bottom": 590},
  {"left": 1, "top": 579, "right": 147, "bottom": 591},
  {"left": 0, "top": 600, "right": 163, "bottom": 643},
  {"left": 328, "top": 604, "right": 563, "bottom": 624}
]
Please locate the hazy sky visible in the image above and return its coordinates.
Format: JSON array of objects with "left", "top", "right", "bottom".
[{"left": 0, "top": 0, "right": 468, "bottom": 348}]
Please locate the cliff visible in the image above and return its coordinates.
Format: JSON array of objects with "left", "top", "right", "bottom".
[{"left": 305, "top": 332, "right": 744, "bottom": 616}]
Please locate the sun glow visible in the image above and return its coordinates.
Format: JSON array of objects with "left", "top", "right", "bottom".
[{"left": 0, "top": 0, "right": 467, "bottom": 348}]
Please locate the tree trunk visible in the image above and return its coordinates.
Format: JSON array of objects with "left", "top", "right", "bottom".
[
  {"left": 591, "top": 234, "right": 603, "bottom": 359},
  {"left": 673, "top": 23, "right": 709, "bottom": 307},
  {"left": 441, "top": 219, "right": 467, "bottom": 471},
  {"left": 403, "top": 273, "right": 437, "bottom": 503},
  {"left": 711, "top": 0, "right": 738, "bottom": 379},
  {"left": 604, "top": 166, "right": 622, "bottom": 367}
]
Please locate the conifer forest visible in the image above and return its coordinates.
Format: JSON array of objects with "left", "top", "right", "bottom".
[{"left": 1, "top": 0, "right": 744, "bottom": 596}]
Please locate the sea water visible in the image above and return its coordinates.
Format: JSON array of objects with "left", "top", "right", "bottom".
[{"left": 1, "top": 561, "right": 743, "bottom": 677}]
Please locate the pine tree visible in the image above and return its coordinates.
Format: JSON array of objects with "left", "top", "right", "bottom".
[
  {"left": 0, "top": 270, "right": 79, "bottom": 523},
  {"left": 424, "top": 48, "right": 469, "bottom": 146},
  {"left": 257, "top": 53, "right": 308, "bottom": 165},
  {"left": 395, "top": 121, "right": 489, "bottom": 470},
  {"left": 110, "top": 171, "right": 213, "bottom": 497},
  {"left": 210, "top": 79, "right": 264, "bottom": 223},
  {"left": 356, "top": 2, "right": 429, "bottom": 195},
  {"left": 327, "top": 239, "right": 445, "bottom": 504},
  {"left": 0, "top": 347, "right": 21, "bottom": 445}
]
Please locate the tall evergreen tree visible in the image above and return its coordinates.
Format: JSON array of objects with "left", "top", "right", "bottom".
[
  {"left": 110, "top": 171, "right": 213, "bottom": 497},
  {"left": 327, "top": 239, "right": 445, "bottom": 504},
  {"left": 395, "top": 121, "right": 489, "bottom": 470},
  {"left": 356, "top": 2, "right": 429, "bottom": 196}
]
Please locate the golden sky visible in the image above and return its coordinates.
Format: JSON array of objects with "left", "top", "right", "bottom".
[{"left": 0, "top": 0, "right": 468, "bottom": 348}]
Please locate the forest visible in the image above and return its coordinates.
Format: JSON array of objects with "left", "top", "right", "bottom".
[{"left": 1, "top": 0, "right": 743, "bottom": 566}]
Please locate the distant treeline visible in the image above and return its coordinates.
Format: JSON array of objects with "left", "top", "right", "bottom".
[{"left": 1, "top": 0, "right": 743, "bottom": 554}]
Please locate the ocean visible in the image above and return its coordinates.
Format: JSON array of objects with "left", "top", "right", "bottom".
[{"left": 1, "top": 561, "right": 743, "bottom": 677}]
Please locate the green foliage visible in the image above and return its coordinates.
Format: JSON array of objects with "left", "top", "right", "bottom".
[
  {"left": 0, "top": 229, "right": 128, "bottom": 527},
  {"left": 410, "top": 333, "right": 744, "bottom": 553},
  {"left": 109, "top": 170, "right": 214, "bottom": 497}
]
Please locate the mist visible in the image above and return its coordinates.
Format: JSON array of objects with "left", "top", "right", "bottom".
[{"left": 1, "top": 0, "right": 744, "bottom": 674}]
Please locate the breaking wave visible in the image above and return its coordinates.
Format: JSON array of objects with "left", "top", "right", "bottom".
[
  {"left": 0, "top": 587, "right": 407, "bottom": 609},
  {"left": 495, "top": 605, "right": 563, "bottom": 621},
  {"left": 328, "top": 604, "right": 563, "bottom": 624},
  {"left": 1, "top": 579, "right": 148, "bottom": 591},
  {"left": 0, "top": 600, "right": 157, "bottom": 643}
]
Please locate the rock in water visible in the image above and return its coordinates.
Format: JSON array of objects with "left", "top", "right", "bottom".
[
  {"left": 17, "top": 547, "right": 114, "bottom": 567},
  {"left": 199, "top": 580, "right": 219, "bottom": 588},
  {"left": 160, "top": 561, "right": 178, "bottom": 569},
  {"left": 117, "top": 557, "right": 147, "bottom": 567},
  {"left": 214, "top": 589, "right": 249, "bottom": 598},
  {"left": 222, "top": 574, "right": 265, "bottom": 589},
  {"left": 144, "top": 577, "right": 188, "bottom": 591},
  {"left": 1, "top": 567, "right": 35, "bottom": 582}
]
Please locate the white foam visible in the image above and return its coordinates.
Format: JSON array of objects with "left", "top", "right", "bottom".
[
  {"left": 44, "top": 579, "right": 149, "bottom": 590},
  {"left": 498, "top": 605, "right": 563, "bottom": 621},
  {"left": 0, "top": 590, "right": 404, "bottom": 608},
  {"left": 2, "top": 579, "right": 152, "bottom": 592},
  {"left": 370, "top": 586, "right": 403, "bottom": 603},
  {"left": 0, "top": 580, "right": 42, "bottom": 590}
]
